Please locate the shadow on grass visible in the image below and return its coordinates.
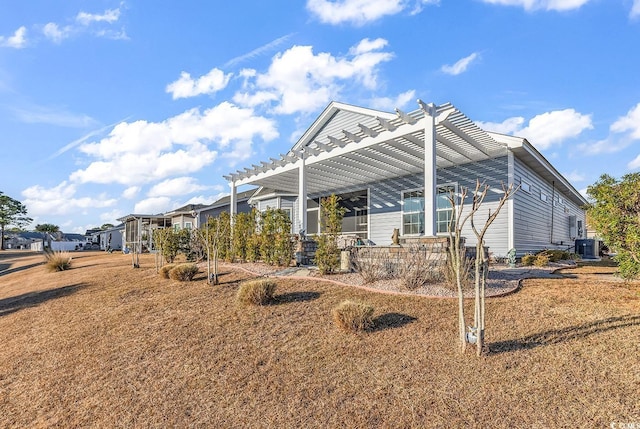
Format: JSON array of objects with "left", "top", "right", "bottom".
[
  {"left": 0, "top": 283, "right": 86, "bottom": 317},
  {"left": 489, "top": 314, "right": 640, "bottom": 354},
  {"left": 0, "top": 261, "right": 45, "bottom": 277},
  {"left": 371, "top": 312, "right": 418, "bottom": 332},
  {"left": 272, "top": 291, "right": 321, "bottom": 304}
]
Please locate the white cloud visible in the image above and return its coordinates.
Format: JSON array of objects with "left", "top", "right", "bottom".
[
  {"left": 563, "top": 170, "right": 585, "bottom": 182},
  {"left": 577, "top": 138, "right": 626, "bottom": 155},
  {"left": 477, "top": 116, "right": 525, "bottom": 134},
  {"left": 520, "top": 109, "right": 593, "bottom": 149},
  {"left": 122, "top": 186, "right": 140, "bottom": 199},
  {"left": 307, "top": 0, "right": 404, "bottom": 25},
  {"left": 42, "top": 23, "right": 72, "bottom": 43},
  {"left": 632, "top": 0, "right": 640, "bottom": 18},
  {"left": 70, "top": 102, "right": 278, "bottom": 185},
  {"left": 478, "top": 109, "right": 592, "bottom": 149},
  {"left": 224, "top": 34, "right": 294, "bottom": 68},
  {"left": 22, "top": 181, "right": 117, "bottom": 217},
  {"left": 166, "top": 68, "right": 232, "bottom": 99},
  {"left": 99, "top": 209, "right": 124, "bottom": 224},
  {"left": 368, "top": 89, "right": 416, "bottom": 110},
  {"left": 441, "top": 52, "right": 479, "bottom": 76},
  {"left": 235, "top": 39, "right": 393, "bottom": 114},
  {"left": 480, "top": 0, "right": 591, "bottom": 11},
  {"left": 0, "top": 26, "right": 27, "bottom": 49},
  {"left": 610, "top": 102, "right": 640, "bottom": 139},
  {"left": 148, "top": 177, "right": 210, "bottom": 197},
  {"left": 628, "top": 154, "right": 640, "bottom": 170},
  {"left": 134, "top": 197, "right": 173, "bottom": 215},
  {"left": 11, "top": 104, "right": 97, "bottom": 128},
  {"left": 76, "top": 8, "right": 121, "bottom": 26},
  {"left": 306, "top": 0, "right": 439, "bottom": 25}
]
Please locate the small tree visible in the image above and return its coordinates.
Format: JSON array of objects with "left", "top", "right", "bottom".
[
  {"left": 0, "top": 192, "right": 32, "bottom": 250},
  {"left": 35, "top": 223, "right": 60, "bottom": 250},
  {"left": 258, "top": 208, "right": 292, "bottom": 266},
  {"left": 232, "top": 211, "right": 256, "bottom": 262},
  {"left": 315, "top": 194, "right": 346, "bottom": 274},
  {"left": 469, "top": 180, "right": 517, "bottom": 356},
  {"left": 587, "top": 173, "right": 640, "bottom": 279}
]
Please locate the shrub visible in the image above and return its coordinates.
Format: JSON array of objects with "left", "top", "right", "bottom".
[
  {"left": 44, "top": 251, "right": 72, "bottom": 272},
  {"left": 159, "top": 264, "right": 176, "bottom": 279},
  {"left": 533, "top": 251, "right": 550, "bottom": 267},
  {"left": 168, "top": 263, "right": 199, "bottom": 281},
  {"left": 315, "top": 195, "right": 346, "bottom": 274},
  {"left": 236, "top": 279, "right": 277, "bottom": 305},
  {"left": 546, "top": 249, "right": 570, "bottom": 262},
  {"left": 521, "top": 254, "right": 536, "bottom": 266},
  {"left": 332, "top": 300, "right": 374, "bottom": 333}
]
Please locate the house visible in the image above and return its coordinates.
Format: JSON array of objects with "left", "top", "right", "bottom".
[
  {"left": 224, "top": 100, "right": 587, "bottom": 258},
  {"left": 117, "top": 214, "right": 172, "bottom": 253},
  {"left": 95, "top": 224, "right": 124, "bottom": 251},
  {"left": 164, "top": 203, "right": 207, "bottom": 230},
  {"left": 195, "top": 188, "right": 257, "bottom": 227},
  {"left": 3, "top": 231, "right": 44, "bottom": 250}
]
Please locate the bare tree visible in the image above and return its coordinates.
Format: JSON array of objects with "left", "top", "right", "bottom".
[{"left": 468, "top": 180, "right": 518, "bottom": 356}]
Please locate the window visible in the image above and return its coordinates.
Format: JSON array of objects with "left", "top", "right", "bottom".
[
  {"left": 520, "top": 179, "right": 531, "bottom": 193},
  {"left": 355, "top": 208, "right": 368, "bottom": 232},
  {"left": 281, "top": 208, "right": 292, "bottom": 220},
  {"left": 402, "top": 185, "right": 455, "bottom": 235},
  {"left": 402, "top": 189, "right": 424, "bottom": 235},
  {"left": 184, "top": 222, "right": 192, "bottom": 230},
  {"left": 540, "top": 192, "right": 548, "bottom": 202},
  {"left": 173, "top": 224, "right": 181, "bottom": 231},
  {"left": 436, "top": 186, "right": 455, "bottom": 233}
]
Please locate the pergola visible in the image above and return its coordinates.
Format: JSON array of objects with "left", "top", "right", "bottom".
[{"left": 224, "top": 100, "right": 507, "bottom": 236}]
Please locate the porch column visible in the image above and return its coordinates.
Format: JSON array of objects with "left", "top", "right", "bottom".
[
  {"left": 424, "top": 103, "right": 437, "bottom": 236},
  {"left": 229, "top": 180, "right": 237, "bottom": 228},
  {"left": 298, "top": 149, "right": 307, "bottom": 234}
]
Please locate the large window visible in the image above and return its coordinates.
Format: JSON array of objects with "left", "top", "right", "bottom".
[
  {"left": 402, "top": 189, "right": 424, "bottom": 235},
  {"left": 402, "top": 185, "right": 456, "bottom": 235}
]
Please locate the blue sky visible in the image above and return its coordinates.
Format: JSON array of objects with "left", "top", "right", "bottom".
[{"left": 1, "top": 0, "right": 639, "bottom": 233}]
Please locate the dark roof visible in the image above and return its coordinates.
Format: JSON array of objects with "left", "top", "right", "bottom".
[
  {"left": 165, "top": 203, "right": 208, "bottom": 216},
  {"left": 62, "top": 233, "right": 87, "bottom": 241},
  {"left": 205, "top": 188, "right": 257, "bottom": 209}
]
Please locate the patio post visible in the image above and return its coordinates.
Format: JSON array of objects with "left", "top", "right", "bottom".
[
  {"left": 229, "top": 180, "right": 237, "bottom": 228},
  {"left": 298, "top": 149, "right": 307, "bottom": 235},
  {"left": 423, "top": 102, "right": 437, "bottom": 236}
]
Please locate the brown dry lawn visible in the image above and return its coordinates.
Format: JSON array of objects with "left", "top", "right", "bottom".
[{"left": 0, "top": 251, "right": 638, "bottom": 428}]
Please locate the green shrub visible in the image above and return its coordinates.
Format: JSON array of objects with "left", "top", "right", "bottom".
[
  {"left": 168, "top": 263, "right": 199, "bottom": 281},
  {"left": 546, "top": 249, "right": 570, "bottom": 262},
  {"left": 236, "top": 279, "right": 277, "bottom": 305},
  {"left": 44, "top": 251, "right": 72, "bottom": 272},
  {"left": 159, "top": 264, "right": 176, "bottom": 279},
  {"left": 258, "top": 208, "right": 292, "bottom": 266},
  {"left": 521, "top": 254, "right": 536, "bottom": 266},
  {"left": 332, "top": 300, "right": 374, "bottom": 333},
  {"left": 315, "top": 195, "right": 346, "bottom": 274}
]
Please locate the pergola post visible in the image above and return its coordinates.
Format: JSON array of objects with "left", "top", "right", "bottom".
[
  {"left": 298, "top": 149, "right": 307, "bottom": 235},
  {"left": 423, "top": 103, "right": 437, "bottom": 236},
  {"left": 229, "top": 180, "right": 237, "bottom": 228}
]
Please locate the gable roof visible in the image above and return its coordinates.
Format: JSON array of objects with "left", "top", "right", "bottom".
[{"left": 489, "top": 132, "right": 588, "bottom": 207}]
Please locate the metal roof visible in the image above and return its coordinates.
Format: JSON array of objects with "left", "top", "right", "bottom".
[{"left": 226, "top": 101, "right": 507, "bottom": 194}]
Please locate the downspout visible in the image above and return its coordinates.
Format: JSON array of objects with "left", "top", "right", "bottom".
[{"left": 550, "top": 181, "right": 555, "bottom": 244}]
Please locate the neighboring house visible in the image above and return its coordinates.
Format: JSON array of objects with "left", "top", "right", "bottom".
[
  {"left": 164, "top": 203, "right": 207, "bottom": 231},
  {"left": 3, "top": 231, "right": 44, "bottom": 250},
  {"left": 195, "top": 188, "right": 257, "bottom": 227},
  {"left": 117, "top": 214, "right": 172, "bottom": 253},
  {"left": 223, "top": 100, "right": 587, "bottom": 257},
  {"left": 96, "top": 224, "right": 124, "bottom": 251},
  {"left": 28, "top": 231, "right": 87, "bottom": 251}
]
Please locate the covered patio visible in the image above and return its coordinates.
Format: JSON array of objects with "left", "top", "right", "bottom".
[{"left": 224, "top": 100, "right": 508, "bottom": 243}]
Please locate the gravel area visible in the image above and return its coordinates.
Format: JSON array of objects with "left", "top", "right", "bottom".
[{"left": 218, "top": 260, "right": 578, "bottom": 298}]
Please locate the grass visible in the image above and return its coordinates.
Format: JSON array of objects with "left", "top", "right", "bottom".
[
  {"left": 168, "top": 263, "right": 199, "bottom": 281},
  {"left": 332, "top": 300, "right": 374, "bottom": 332},
  {"left": 44, "top": 250, "right": 72, "bottom": 272},
  {"left": 236, "top": 278, "right": 277, "bottom": 305},
  {"left": 0, "top": 251, "right": 638, "bottom": 427}
]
